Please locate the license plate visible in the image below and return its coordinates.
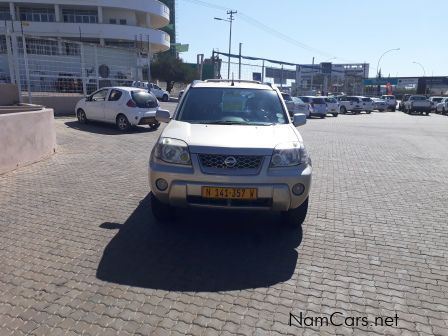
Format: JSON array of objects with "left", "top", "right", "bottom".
[{"left": 201, "top": 187, "right": 257, "bottom": 200}]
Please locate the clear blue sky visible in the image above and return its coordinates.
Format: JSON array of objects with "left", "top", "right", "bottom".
[{"left": 176, "top": 0, "right": 447, "bottom": 77}]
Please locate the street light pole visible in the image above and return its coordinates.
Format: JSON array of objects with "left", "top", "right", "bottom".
[
  {"left": 214, "top": 10, "right": 237, "bottom": 79},
  {"left": 376, "top": 48, "right": 399, "bottom": 96},
  {"left": 376, "top": 48, "right": 400, "bottom": 77},
  {"left": 412, "top": 61, "right": 426, "bottom": 77}
]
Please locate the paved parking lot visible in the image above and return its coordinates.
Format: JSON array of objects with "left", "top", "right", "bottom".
[{"left": 1, "top": 108, "right": 448, "bottom": 335}]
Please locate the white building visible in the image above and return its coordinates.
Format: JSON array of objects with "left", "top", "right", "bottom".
[{"left": 0, "top": 0, "right": 170, "bottom": 53}]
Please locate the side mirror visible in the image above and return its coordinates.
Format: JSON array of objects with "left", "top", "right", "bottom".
[
  {"left": 293, "top": 113, "right": 307, "bottom": 127},
  {"left": 156, "top": 109, "right": 171, "bottom": 123}
]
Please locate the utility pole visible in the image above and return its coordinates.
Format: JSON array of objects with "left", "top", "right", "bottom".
[
  {"left": 214, "top": 10, "right": 237, "bottom": 79},
  {"left": 227, "top": 10, "right": 236, "bottom": 79},
  {"left": 238, "top": 42, "right": 242, "bottom": 79},
  {"left": 310, "top": 57, "right": 314, "bottom": 93}
]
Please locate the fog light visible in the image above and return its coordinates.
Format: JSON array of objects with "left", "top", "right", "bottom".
[
  {"left": 292, "top": 183, "right": 305, "bottom": 196},
  {"left": 155, "top": 178, "right": 168, "bottom": 191}
]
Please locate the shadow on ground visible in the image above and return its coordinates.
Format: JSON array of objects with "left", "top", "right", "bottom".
[
  {"left": 96, "top": 194, "right": 301, "bottom": 292},
  {"left": 65, "top": 121, "right": 157, "bottom": 135}
]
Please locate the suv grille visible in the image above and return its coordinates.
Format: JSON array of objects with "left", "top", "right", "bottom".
[{"left": 198, "top": 154, "right": 263, "bottom": 175}]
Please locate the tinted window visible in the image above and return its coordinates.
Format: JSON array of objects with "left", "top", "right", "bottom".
[
  {"left": 131, "top": 91, "right": 159, "bottom": 108},
  {"left": 312, "top": 98, "right": 326, "bottom": 104},
  {"left": 299, "top": 97, "right": 310, "bottom": 102},
  {"left": 178, "top": 88, "right": 287, "bottom": 125},
  {"left": 324, "top": 97, "right": 337, "bottom": 103},
  {"left": 361, "top": 98, "right": 372, "bottom": 102},
  {"left": 411, "top": 96, "right": 427, "bottom": 101},
  {"left": 108, "top": 89, "right": 122, "bottom": 101}
]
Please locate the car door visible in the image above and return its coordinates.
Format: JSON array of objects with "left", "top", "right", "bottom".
[
  {"left": 153, "top": 84, "right": 164, "bottom": 99},
  {"left": 103, "top": 89, "right": 123, "bottom": 123},
  {"left": 87, "top": 89, "right": 109, "bottom": 120}
]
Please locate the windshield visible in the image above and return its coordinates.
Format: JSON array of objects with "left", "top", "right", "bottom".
[{"left": 177, "top": 88, "right": 288, "bottom": 125}]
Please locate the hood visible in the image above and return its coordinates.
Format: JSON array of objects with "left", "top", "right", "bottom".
[{"left": 161, "top": 121, "right": 302, "bottom": 155}]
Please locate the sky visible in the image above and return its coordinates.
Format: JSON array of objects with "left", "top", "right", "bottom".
[{"left": 175, "top": 0, "right": 448, "bottom": 78}]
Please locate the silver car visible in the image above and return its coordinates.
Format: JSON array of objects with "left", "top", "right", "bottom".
[
  {"left": 281, "top": 93, "right": 310, "bottom": 117},
  {"left": 149, "top": 80, "right": 312, "bottom": 227}
]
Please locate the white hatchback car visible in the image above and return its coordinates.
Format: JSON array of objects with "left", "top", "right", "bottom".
[
  {"left": 75, "top": 87, "right": 161, "bottom": 131},
  {"left": 149, "top": 80, "right": 312, "bottom": 227}
]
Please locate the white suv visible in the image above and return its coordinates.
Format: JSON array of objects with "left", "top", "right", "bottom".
[
  {"left": 149, "top": 80, "right": 312, "bottom": 227},
  {"left": 380, "top": 95, "right": 397, "bottom": 111}
]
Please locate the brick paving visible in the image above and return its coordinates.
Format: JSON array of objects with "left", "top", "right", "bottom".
[{"left": 1, "top": 109, "right": 447, "bottom": 335}]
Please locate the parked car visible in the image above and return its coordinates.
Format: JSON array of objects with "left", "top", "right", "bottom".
[
  {"left": 435, "top": 97, "right": 448, "bottom": 115},
  {"left": 75, "top": 87, "right": 161, "bottom": 131},
  {"left": 371, "top": 97, "right": 387, "bottom": 112},
  {"left": 337, "top": 96, "right": 373, "bottom": 114},
  {"left": 149, "top": 79, "right": 311, "bottom": 227},
  {"left": 132, "top": 81, "right": 170, "bottom": 102},
  {"left": 299, "top": 96, "right": 327, "bottom": 118},
  {"left": 281, "top": 93, "right": 310, "bottom": 117},
  {"left": 323, "top": 97, "right": 339, "bottom": 117},
  {"left": 403, "top": 95, "right": 431, "bottom": 115},
  {"left": 398, "top": 94, "right": 411, "bottom": 111},
  {"left": 380, "top": 95, "right": 397, "bottom": 111},
  {"left": 429, "top": 96, "right": 444, "bottom": 112},
  {"left": 148, "top": 83, "right": 170, "bottom": 102}
]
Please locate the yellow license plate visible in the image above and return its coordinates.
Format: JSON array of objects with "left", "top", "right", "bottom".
[{"left": 201, "top": 187, "right": 257, "bottom": 200}]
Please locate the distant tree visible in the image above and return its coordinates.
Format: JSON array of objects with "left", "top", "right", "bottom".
[{"left": 151, "top": 56, "right": 196, "bottom": 92}]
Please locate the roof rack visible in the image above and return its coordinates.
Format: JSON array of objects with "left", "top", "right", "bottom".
[{"left": 204, "top": 79, "right": 263, "bottom": 84}]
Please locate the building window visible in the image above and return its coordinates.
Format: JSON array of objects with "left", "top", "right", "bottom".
[
  {"left": 119, "top": 19, "right": 126, "bottom": 25},
  {"left": 62, "top": 9, "right": 98, "bottom": 24},
  {"left": 23, "top": 38, "right": 58, "bottom": 55},
  {"left": 19, "top": 7, "right": 55, "bottom": 22},
  {"left": 109, "top": 18, "right": 116, "bottom": 24},
  {"left": 64, "top": 42, "right": 80, "bottom": 56},
  {"left": 0, "top": 36, "right": 7, "bottom": 54},
  {"left": 0, "top": 8, "right": 11, "bottom": 20}
]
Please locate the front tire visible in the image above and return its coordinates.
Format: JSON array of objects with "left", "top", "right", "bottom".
[
  {"left": 162, "top": 94, "right": 169, "bottom": 102},
  {"left": 116, "top": 114, "right": 131, "bottom": 131},
  {"left": 333, "top": 113, "right": 338, "bottom": 117},
  {"left": 320, "top": 115, "right": 325, "bottom": 119},
  {"left": 281, "top": 197, "right": 308, "bottom": 228},
  {"left": 150, "top": 192, "right": 174, "bottom": 223},
  {"left": 340, "top": 106, "right": 347, "bottom": 114},
  {"left": 149, "top": 122, "right": 160, "bottom": 130},
  {"left": 77, "top": 109, "right": 88, "bottom": 124}
]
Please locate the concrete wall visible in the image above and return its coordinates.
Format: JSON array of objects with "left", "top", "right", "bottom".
[
  {"left": 0, "top": 84, "right": 19, "bottom": 105},
  {"left": 31, "top": 95, "right": 80, "bottom": 115},
  {"left": 0, "top": 108, "right": 56, "bottom": 174}
]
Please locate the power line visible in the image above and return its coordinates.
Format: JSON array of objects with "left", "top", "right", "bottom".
[{"left": 180, "top": 0, "right": 354, "bottom": 62}]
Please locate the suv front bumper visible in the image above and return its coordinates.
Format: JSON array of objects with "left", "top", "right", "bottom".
[{"left": 149, "top": 154, "right": 312, "bottom": 211}]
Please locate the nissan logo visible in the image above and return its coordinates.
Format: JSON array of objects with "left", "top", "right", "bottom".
[{"left": 224, "top": 156, "right": 237, "bottom": 168}]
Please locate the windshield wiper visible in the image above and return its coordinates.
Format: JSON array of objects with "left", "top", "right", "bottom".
[{"left": 194, "top": 120, "right": 275, "bottom": 126}]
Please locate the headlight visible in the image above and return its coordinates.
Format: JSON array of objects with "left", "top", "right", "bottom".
[
  {"left": 155, "top": 137, "right": 191, "bottom": 165},
  {"left": 270, "top": 142, "right": 309, "bottom": 167}
]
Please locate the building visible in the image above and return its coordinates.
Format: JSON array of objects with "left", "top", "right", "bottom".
[
  {"left": 0, "top": 0, "right": 172, "bottom": 100},
  {"left": 0, "top": 0, "right": 170, "bottom": 53},
  {"left": 364, "top": 76, "right": 448, "bottom": 96},
  {"left": 295, "top": 63, "right": 369, "bottom": 95}
]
